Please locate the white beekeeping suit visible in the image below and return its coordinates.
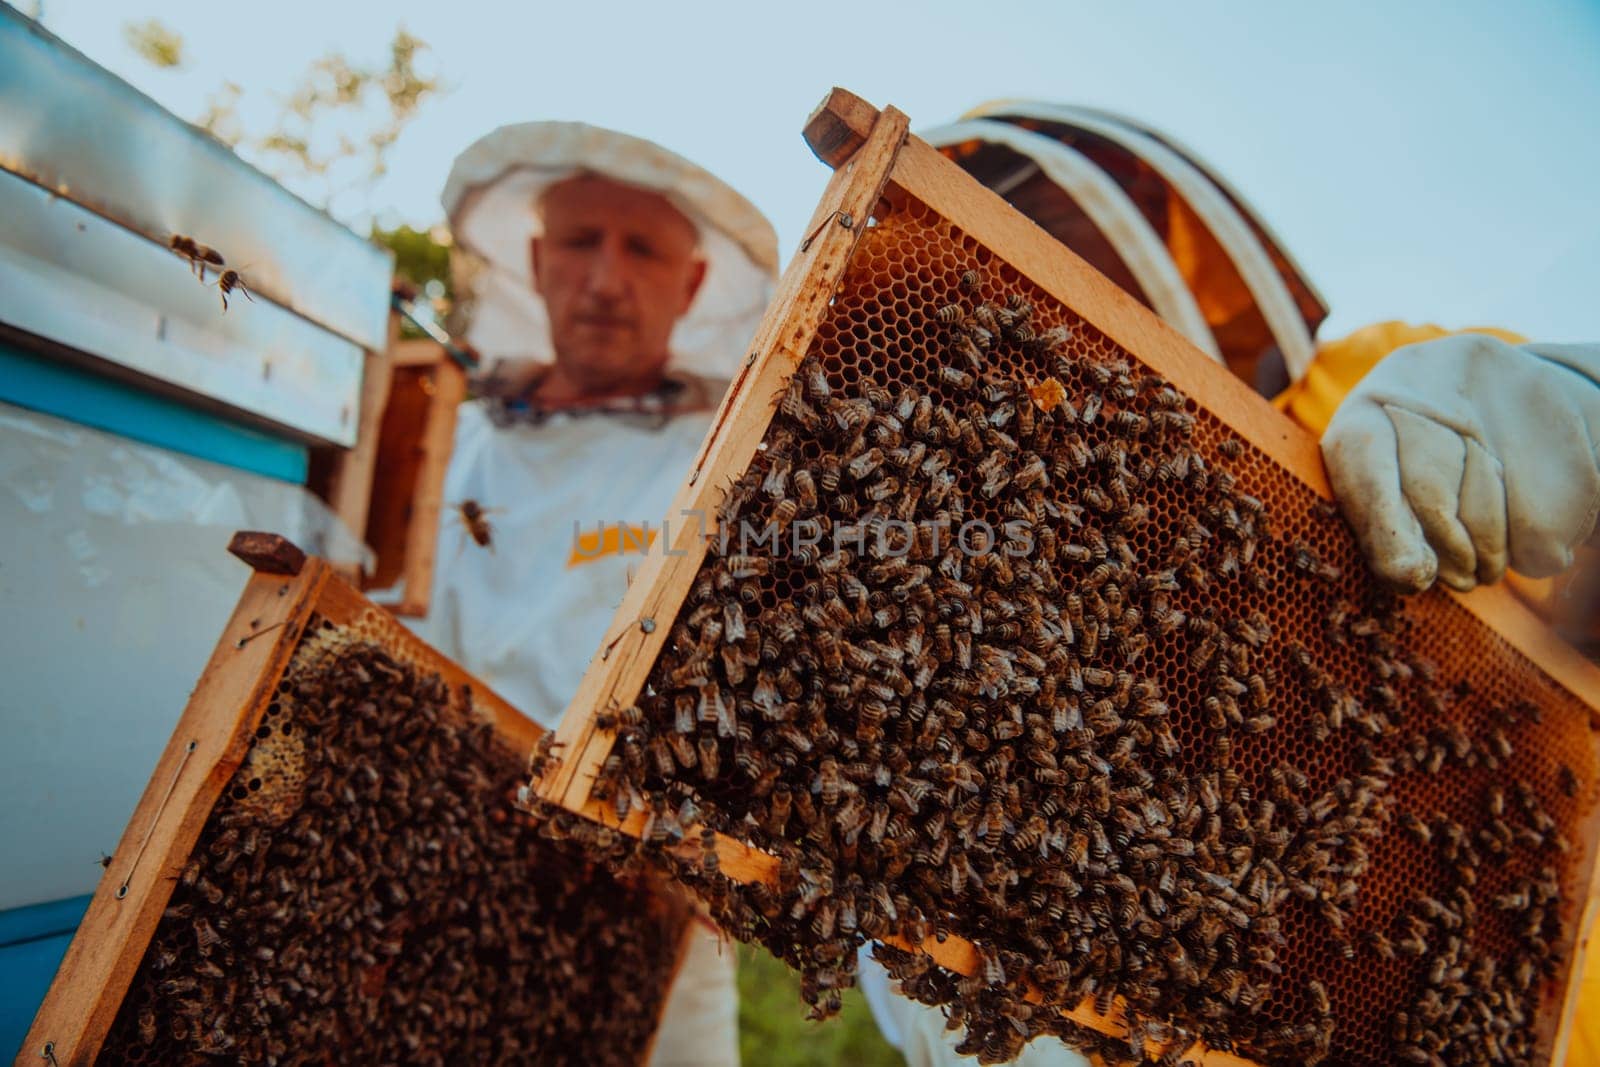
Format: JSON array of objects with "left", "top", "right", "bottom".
[{"left": 409, "top": 121, "right": 779, "bottom": 1067}]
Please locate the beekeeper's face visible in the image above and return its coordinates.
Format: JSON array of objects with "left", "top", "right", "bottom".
[{"left": 532, "top": 175, "right": 707, "bottom": 392}]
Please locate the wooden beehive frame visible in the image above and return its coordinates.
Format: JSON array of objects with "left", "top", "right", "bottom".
[
  {"left": 359, "top": 336, "right": 469, "bottom": 616},
  {"left": 21, "top": 533, "right": 684, "bottom": 1065},
  {"left": 531, "top": 90, "right": 1600, "bottom": 1065}
]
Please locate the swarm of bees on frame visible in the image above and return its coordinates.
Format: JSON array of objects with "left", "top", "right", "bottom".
[
  {"left": 568, "top": 198, "right": 1596, "bottom": 1067},
  {"left": 98, "top": 619, "right": 682, "bottom": 1065}
]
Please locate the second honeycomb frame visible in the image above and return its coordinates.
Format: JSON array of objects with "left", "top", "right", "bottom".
[{"left": 23, "top": 534, "right": 688, "bottom": 1065}]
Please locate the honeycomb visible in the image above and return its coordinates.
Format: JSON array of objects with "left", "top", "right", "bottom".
[
  {"left": 583, "top": 188, "right": 1600, "bottom": 1066},
  {"left": 97, "top": 615, "right": 683, "bottom": 1065}
]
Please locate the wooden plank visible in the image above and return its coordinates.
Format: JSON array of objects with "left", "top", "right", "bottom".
[
  {"left": 876, "top": 931, "right": 1254, "bottom": 1067},
  {"left": 391, "top": 358, "right": 467, "bottom": 617},
  {"left": 536, "top": 104, "right": 910, "bottom": 812},
  {"left": 361, "top": 351, "right": 466, "bottom": 615},
  {"left": 802, "top": 87, "right": 878, "bottom": 168},
  {"left": 21, "top": 562, "right": 329, "bottom": 1064},
  {"left": 393, "top": 337, "right": 447, "bottom": 368},
  {"left": 1551, "top": 817, "right": 1600, "bottom": 1066},
  {"left": 22, "top": 559, "right": 694, "bottom": 1064},
  {"left": 227, "top": 530, "right": 307, "bottom": 575},
  {"left": 571, "top": 796, "right": 782, "bottom": 886},
  {"left": 319, "top": 312, "right": 399, "bottom": 555},
  {"left": 360, "top": 362, "right": 435, "bottom": 592},
  {"left": 525, "top": 89, "right": 1237, "bottom": 1055}
]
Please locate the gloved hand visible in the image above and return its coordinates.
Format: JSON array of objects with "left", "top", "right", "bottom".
[{"left": 1321, "top": 334, "right": 1600, "bottom": 592}]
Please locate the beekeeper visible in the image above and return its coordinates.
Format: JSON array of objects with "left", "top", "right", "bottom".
[
  {"left": 860, "top": 101, "right": 1600, "bottom": 1067},
  {"left": 411, "top": 121, "right": 778, "bottom": 1067}
]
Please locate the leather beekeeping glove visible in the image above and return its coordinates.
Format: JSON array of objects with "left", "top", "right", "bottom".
[{"left": 1321, "top": 335, "right": 1600, "bottom": 593}]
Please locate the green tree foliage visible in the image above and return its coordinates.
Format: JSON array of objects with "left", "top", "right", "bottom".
[
  {"left": 373, "top": 223, "right": 452, "bottom": 299},
  {"left": 372, "top": 222, "right": 455, "bottom": 337},
  {"left": 737, "top": 945, "right": 904, "bottom": 1067}
]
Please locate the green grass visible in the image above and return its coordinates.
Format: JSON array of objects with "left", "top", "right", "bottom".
[{"left": 737, "top": 944, "right": 905, "bottom": 1067}]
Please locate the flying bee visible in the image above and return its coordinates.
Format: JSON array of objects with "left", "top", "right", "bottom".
[
  {"left": 452, "top": 498, "right": 502, "bottom": 552},
  {"left": 169, "top": 233, "right": 226, "bottom": 279},
  {"left": 213, "top": 267, "right": 254, "bottom": 311}
]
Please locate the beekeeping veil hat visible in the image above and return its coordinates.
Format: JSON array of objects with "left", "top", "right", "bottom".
[{"left": 441, "top": 122, "right": 780, "bottom": 382}]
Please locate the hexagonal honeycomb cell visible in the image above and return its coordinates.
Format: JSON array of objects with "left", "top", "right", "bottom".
[{"left": 592, "top": 187, "right": 1600, "bottom": 1066}]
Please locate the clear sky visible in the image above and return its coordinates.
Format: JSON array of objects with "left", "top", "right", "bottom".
[{"left": 28, "top": 0, "right": 1600, "bottom": 343}]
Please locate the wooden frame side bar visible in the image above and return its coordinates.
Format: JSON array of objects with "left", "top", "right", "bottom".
[
  {"left": 319, "top": 312, "right": 400, "bottom": 571},
  {"left": 397, "top": 357, "right": 467, "bottom": 616}
]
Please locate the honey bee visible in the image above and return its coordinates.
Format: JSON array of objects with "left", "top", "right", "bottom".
[
  {"left": 527, "top": 732, "right": 565, "bottom": 780},
  {"left": 169, "top": 233, "right": 225, "bottom": 278},
  {"left": 213, "top": 267, "right": 255, "bottom": 311},
  {"left": 778, "top": 381, "right": 822, "bottom": 430},
  {"left": 725, "top": 555, "right": 770, "bottom": 578},
  {"left": 801, "top": 363, "right": 831, "bottom": 401},
  {"left": 696, "top": 736, "right": 720, "bottom": 779},
  {"left": 594, "top": 703, "right": 644, "bottom": 732},
  {"left": 939, "top": 364, "right": 974, "bottom": 390},
  {"left": 454, "top": 499, "right": 499, "bottom": 551}
]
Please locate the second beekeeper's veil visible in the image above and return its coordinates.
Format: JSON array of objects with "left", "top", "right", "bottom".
[{"left": 441, "top": 122, "right": 780, "bottom": 382}]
